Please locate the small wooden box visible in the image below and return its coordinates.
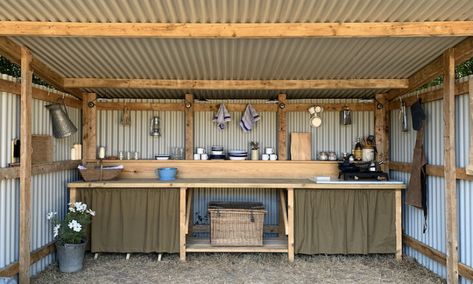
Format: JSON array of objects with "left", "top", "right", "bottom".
[{"left": 208, "top": 202, "right": 266, "bottom": 246}]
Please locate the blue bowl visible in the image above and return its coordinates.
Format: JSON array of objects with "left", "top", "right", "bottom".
[{"left": 157, "top": 167, "right": 177, "bottom": 180}]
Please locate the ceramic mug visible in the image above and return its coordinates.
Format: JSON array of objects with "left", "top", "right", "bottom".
[
  {"left": 196, "top": 148, "right": 205, "bottom": 154},
  {"left": 265, "top": 148, "right": 274, "bottom": 155},
  {"left": 262, "top": 154, "right": 270, "bottom": 160},
  {"left": 270, "top": 154, "right": 278, "bottom": 161},
  {"left": 201, "top": 153, "right": 208, "bottom": 160},
  {"left": 193, "top": 153, "right": 201, "bottom": 160}
]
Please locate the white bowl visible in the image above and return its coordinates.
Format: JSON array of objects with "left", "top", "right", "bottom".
[
  {"left": 211, "top": 150, "right": 224, "bottom": 155},
  {"left": 229, "top": 156, "right": 246, "bottom": 161}
]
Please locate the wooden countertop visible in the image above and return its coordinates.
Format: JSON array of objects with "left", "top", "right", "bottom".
[{"left": 68, "top": 178, "right": 406, "bottom": 190}]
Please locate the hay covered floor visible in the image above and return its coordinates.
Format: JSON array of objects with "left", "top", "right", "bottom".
[{"left": 32, "top": 253, "right": 444, "bottom": 284}]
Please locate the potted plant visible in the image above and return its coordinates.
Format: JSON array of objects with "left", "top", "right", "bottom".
[
  {"left": 47, "top": 202, "right": 95, "bottom": 273},
  {"left": 250, "top": 141, "right": 260, "bottom": 160}
]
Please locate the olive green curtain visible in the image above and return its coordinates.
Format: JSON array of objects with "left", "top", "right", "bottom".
[
  {"left": 77, "top": 188, "right": 179, "bottom": 253},
  {"left": 295, "top": 190, "right": 395, "bottom": 254}
]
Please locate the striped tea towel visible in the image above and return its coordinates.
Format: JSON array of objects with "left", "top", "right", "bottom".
[
  {"left": 213, "top": 104, "right": 231, "bottom": 130},
  {"left": 240, "top": 104, "right": 260, "bottom": 132}
]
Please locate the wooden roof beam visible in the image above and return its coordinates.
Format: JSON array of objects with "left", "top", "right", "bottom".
[
  {"left": 387, "top": 37, "right": 473, "bottom": 101},
  {"left": 63, "top": 78, "right": 408, "bottom": 90},
  {"left": 0, "top": 21, "right": 473, "bottom": 38},
  {"left": 0, "top": 37, "right": 82, "bottom": 99}
]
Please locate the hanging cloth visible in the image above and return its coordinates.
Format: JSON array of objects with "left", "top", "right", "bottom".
[
  {"left": 240, "top": 104, "right": 260, "bottom": 132},
  {"left": 213, "top": 104, "right": 231, "bottom": 130},
  {"left": 407, "top": 99, "right": 428, "bottom": 233}
]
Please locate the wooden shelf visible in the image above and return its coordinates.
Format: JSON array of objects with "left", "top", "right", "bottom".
[{"left": 186, "top": 237, "right": 288, "bottom": 253}]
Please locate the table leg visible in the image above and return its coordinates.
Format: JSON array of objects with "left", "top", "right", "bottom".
[
  {"left": 287, "top": 188, "right": 295, "bottom": 262},
  {"left": 186, "top": 189, "right": 193, "bottom": 235},
  {"left": 395, "top": 189, "right": 402, "bottom": 260},
  {"left": 180, "top": 187, "right": 187, "bottom": 261}
]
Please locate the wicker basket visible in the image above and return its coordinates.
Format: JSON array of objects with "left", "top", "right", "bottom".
[
  {"left": 79, "top": 165, "right": 123, "bottom": 182},
  {"left": 208, "top": 202, "right": 266, "bottom": 246}
]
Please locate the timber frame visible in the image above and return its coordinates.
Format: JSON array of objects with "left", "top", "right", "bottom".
[{"left": 0, "top": 16, "right": 472, "bottom": 284}]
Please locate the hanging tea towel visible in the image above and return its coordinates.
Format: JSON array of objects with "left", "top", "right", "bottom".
[
  {"left": 240, "top": 104, "right": 260, "bottom": 132},
  {"left": 213, "top": 104, "right": 231, "bottom": 130}
]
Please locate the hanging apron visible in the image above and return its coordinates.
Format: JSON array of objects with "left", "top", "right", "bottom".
[{"left": 406, "top": 125, "right": 428, "bottom": 232}]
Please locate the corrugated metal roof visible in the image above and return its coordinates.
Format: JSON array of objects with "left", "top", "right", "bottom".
[
  {"left": 1, "top": 0, "right": 471, "bottom": 99},
  {"left": 0, "top": 0, "right": 472, "bottom": 23}
]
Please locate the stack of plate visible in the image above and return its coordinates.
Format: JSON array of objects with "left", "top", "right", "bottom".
[
  {"left": 228, "top": 150, "right": 248, "bottom": 160},
  {"left": 210, "top": 146, "right": 225, "bottom": 160}
]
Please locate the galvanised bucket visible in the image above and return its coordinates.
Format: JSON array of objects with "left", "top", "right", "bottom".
[{"left": 46, "top": 103, "right": 77, "bottom": 138}]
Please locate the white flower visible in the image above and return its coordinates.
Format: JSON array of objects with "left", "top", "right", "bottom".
[
  {"left": 53, "top": 224, "right": 61, "bottom": 238},
  {"left": 68, "top": 206, "right": 76, "bottom": 212},
  {"left": 68, "top": 220, "right": 82, "bottom": 232},
  {"left": 46, "top": 212, "right": 57, "bottom": 220},
  {"left": 86, "top": 209, "right": 96, "bottom": 216},
  {"left": 74, "top": 202, "right": 87, "bottom": 212}
]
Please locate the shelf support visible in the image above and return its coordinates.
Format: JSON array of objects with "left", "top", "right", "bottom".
[
  {"left": 287, "top": 188, "right": 295, "bottom": 262},
  {"left": 185, "top": 94, "right": 194, "bottom": 160},
  {"left": 277, "top": 94, "right": 288, "bottom": 160},
  {"left": 180, "top": 187, "right": 187, "bottom": 261}
]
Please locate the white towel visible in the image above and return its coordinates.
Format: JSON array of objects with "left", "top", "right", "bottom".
[
  {"left": 213, "top": 104, "right": 231, "bottom": 130},
  {"left": 240, "top": 104, "right": 260, "bottom": 132}
]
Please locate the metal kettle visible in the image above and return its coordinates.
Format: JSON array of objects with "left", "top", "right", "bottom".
[{"left": 46, "top": 101, "right": 77, "bottom": 138}]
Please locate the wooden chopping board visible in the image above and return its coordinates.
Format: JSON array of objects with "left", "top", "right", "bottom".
[{"left": 290, "top": 132, "right": 312, "bottom": 160}]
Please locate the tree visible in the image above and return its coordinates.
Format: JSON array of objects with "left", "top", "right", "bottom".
[{"left": 0, "top": 56, "right": 51, "bottom": 86}]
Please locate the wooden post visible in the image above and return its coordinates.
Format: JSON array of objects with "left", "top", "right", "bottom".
[
  {"left": 287, "top": 188, "right": 294, "bottom": 262},
  {"left": 375, "top": 94, "right": 389, "bottom": 172},
  {"left": 82, "top": 93, "right": 97, "bottom": 162},
  {"left": 395, "top": 190, "right": 402, "bottom": 259},
  {"left": 277, "top": 94, "right": 288, "bottom": 160},
  {"left": 179, "top": 187, "right": 187, "bottom": 261},
  {"left": 443, "top": 48, "right": 459, "bottom": 284},
  {"left": 19, "top": 46, "right": 32, "bottom": 284},
  {"left": 185, "top": 94, "right": 194, "bottom": 160}
]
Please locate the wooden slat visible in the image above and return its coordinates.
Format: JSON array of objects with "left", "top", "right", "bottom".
[
  {"left": 443, "top": 48, "right": 459, "bottom": 284},
  {"left": 64, "top": 78, "right": 408, "bottom": 90},
  {"left": 395, "top": 190, "right": 402, "bottom": 260},
  {"left": 82, "top": 93, "right": 97, "bottom": 162},
  {"left": 185, "top": 189, "right": 192, "bottom": 235},
  {"left": 0, "top": 160, "right": 81, "bottom": 180},
  {"left": 286, "top": 102, "right": 375, "bottom": 112},
  {"left": 3, "top": 21, "right": 473, "bottom": 38},
  {"left": 95, "top": 101, "right": 374, "bottom": 113},
  {"left": 96, "top": 101, "right": 184, "bottom": 111},
  {"left": 375, "top": 94, "right": 389, "bottom": 172},
  {"left": 388, "top": 80, "right": 469, "bottom": 111},
  {"left": 0, "top": 242, "right": 55, "bottom": 278},
  {"left": 185, "top": 94, "right": 194, "bottom": 160},
  {"left": 387, "top": 37, "right": 473, "bottom": 101},
  {"left": 0, "top": 37, "right": 82, "bottom": 99},
  {"left": 195, "top": 103, "right": 277, "bottom": 112},
  {"left": 389, "top": 162, "right": 473, "bottom": 181},
  {"left": 403, "top": 235, "right": 473, "bottom": 281},
  {"left": 287, "top": 188, "right": 295, "bottom": 262},
  {"left": 277, "top": 94, "right": 287, "bottom": 161},
  {"left": 467, "top": 77, "right": 473, "bottom": 175},
  {"left": 279, "top": 190, "right": 289, "bottom": 235},
  {"left": 0, "top": 78, "right": 81, "bottom": 108},
  {"left": 179, "top": 187, "right": 187, "bottom": 261},
  {"left": 186, "top": 237, "right": 288, "bottom": 253},
  {"left": 19, "top": 46, "right": 32, "bottom": 284},
  {"left": 101, "top": 160, "right": 340, "bottom": 179}
]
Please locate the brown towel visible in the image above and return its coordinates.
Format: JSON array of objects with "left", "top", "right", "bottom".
[{"left": 406, "top": 125, "right": 428, "bottom": 232}]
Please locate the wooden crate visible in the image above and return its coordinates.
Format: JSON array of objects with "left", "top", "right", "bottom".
[{"left": 208, "top": 202, "right": 266, "bottom": 246}]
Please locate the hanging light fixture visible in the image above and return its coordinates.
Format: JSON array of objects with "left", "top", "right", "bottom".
[{"left": 150, "top": 116, "right": 161, "bottom": 137}]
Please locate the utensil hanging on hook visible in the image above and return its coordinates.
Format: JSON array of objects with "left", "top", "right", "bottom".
[{"left": 399, "top": 98, "right": 408, "bottom": 132}]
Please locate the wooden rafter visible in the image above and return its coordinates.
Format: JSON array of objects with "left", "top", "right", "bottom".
[
  {"left": 64, "top": 78, "right": 409, "bottom": 90},
  {"left": 387, "top": 37, "right": 473, "bottom": 101},
  {"left": 1, "top": 21, "right": 473, "bottom": 38},
  {"left": 0, "top": 37, "right": 82, "bottom": 99}
]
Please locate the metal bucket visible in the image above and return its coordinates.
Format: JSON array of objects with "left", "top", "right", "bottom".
[
  {"left": 56, "top": 241, "right": 87, "bottom": 273},
  {"left": 46, "top": 102, "right": 77, "bottom": 138}
]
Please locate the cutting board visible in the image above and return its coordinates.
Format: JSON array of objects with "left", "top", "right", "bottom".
[
  {"left": 290, "top": 132, "right": 312, "bottom": 160},
  {"left": 32, "top": 135, "right": 53, "bottom": 164}
]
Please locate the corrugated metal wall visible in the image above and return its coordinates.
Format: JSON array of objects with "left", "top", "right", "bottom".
[
  {"left": 390, "top": 76, "right": 473, "bottom": 283},
  {"left": 0, "top": 74, "right": 81, "bottom": 283},
  {"left": 97, "top": 98, "right": 374, "bottom": 233}
]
